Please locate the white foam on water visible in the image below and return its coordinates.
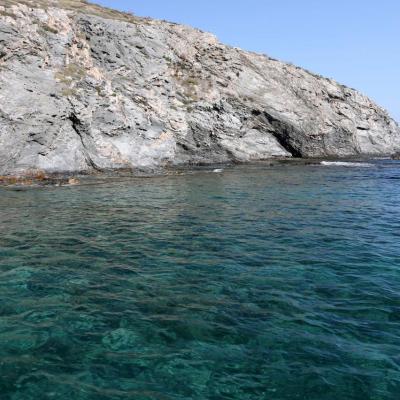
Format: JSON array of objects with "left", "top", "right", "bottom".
[
  {"left": 213, "top": 169, "right": 224, "bottom": 173},
  {"left": 320, "top": 161, "right": 373, "bottom": 167}
]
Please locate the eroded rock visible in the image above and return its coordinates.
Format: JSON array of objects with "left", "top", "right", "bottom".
[{"left": 0, "top": 0, "right": 399, "bottom": 176}]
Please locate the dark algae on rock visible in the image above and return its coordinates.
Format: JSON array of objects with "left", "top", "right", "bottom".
[{"left": 0, "top": 0, "right": 399, "bottom": 177}]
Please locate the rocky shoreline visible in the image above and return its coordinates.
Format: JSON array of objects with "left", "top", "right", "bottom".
[
  {"left": 0, "top": 171, "right": 80, "bottom": 187},
  {"left": 0, "top": 1, "right": 399, "bottom": 177},
  {"left": 1, "top": 155, "right": 398, "bottom": 188}
]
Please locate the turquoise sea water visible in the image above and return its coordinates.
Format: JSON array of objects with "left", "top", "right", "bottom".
[{"left": 1, "top": 160, "right": 400, "bottom": 400}]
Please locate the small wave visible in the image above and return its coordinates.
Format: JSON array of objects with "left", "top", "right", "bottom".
[
  {"left": 320, "top": 161, "right": 373, "bottom": 168},
  {"left": 213, "top": 169, "right": 224, "bottom": 173}
]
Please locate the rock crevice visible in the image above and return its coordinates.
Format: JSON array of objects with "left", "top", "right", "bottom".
[{"left": 0, "top": 0, "right": 399, "bottom": 175}]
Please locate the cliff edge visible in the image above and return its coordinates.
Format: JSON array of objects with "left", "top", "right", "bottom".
[{"left": 1, "top": 0, "right": 399, "bottom": 175}]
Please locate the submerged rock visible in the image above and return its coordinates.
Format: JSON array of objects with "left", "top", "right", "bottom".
[
  {"left": 102, "top": 328, "right": 140, "bottom": 351},
  {"left": 0, "top": 0, "right": 399, "bottom": 176},
  {"left": 67, "top": 177, "right": 79, "bottom": 185}
]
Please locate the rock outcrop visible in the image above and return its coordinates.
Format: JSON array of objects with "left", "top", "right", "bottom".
[{"left": 0, "top": 0, "right": 399, "bottom": 175}]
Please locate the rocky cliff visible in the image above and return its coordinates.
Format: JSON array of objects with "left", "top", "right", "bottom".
[{"left": 1, "top": 0, "right": 399, "bottom": 176}]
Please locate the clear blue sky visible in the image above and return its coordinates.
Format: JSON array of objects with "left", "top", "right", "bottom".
[{"left": 94, "top": 0, "right": 399, "bottom": 122}]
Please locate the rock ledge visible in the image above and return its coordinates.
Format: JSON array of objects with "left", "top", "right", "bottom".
[{"left": 0, "top": 0, "right": 399, "bottom": 175}]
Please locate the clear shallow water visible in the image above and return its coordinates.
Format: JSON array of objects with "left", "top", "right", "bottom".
[{"left": 1, "top": 160, "right": 400, "bottom": 400}]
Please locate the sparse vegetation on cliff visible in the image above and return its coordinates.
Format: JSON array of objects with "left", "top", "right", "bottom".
[
  {"left": 0, "top": 0, "right": 399, "bottom": 177},
  {"left": 1, "top": 0, "right": 147, "bottom": 24}
]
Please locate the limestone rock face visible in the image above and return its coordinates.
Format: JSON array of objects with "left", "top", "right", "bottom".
[{"left": 0, "top": 1, "right": 399, "bottom": 175}]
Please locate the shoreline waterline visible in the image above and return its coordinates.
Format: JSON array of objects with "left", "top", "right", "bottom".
[{"left": 0, "top": 156, "right": 397, "bottom": 188}]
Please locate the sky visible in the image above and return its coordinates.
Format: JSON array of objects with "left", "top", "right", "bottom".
[{"left": 94, "top": 0, "right": 399, "bottom": 122}]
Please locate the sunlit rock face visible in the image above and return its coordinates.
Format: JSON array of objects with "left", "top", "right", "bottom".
[{"left": 0, "top": 0, "right": 399, "bottom": 175}]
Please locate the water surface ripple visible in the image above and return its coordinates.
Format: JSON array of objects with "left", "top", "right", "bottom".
[{"left": 1, "top": 161, "right": 400, "bottom": 399}]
